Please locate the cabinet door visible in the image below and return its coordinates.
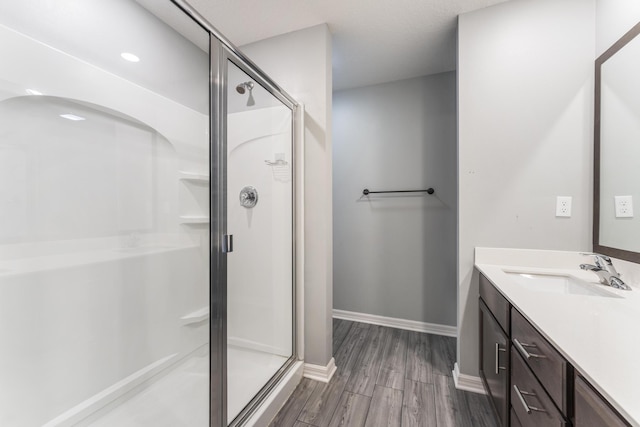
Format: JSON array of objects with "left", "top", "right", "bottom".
[
  {"left": 480, "top": 299, "right": 509, "bottom": 426},
  {"left": 510, "top": 408, "right": 523, "bottom": 427},
  {"left": 575, "top": 376, "right": 629, "bottom": 427}
]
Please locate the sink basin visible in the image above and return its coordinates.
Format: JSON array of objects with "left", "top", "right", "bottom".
[{"left": 505, "top": 272, "right": 620, "bottom": 298}]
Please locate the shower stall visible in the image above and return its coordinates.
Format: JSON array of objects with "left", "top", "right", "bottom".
[{"left": 0, "top": 1, "right": 301, "bottom": 426}]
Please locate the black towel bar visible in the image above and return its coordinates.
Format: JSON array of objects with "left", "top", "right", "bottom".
[{"left": 362, "top": 188, "right": 434, "bottom": 196}]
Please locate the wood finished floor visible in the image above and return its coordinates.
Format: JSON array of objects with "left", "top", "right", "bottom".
[{"left": 269, "top": 319, "right": 498, "bottom": 427}]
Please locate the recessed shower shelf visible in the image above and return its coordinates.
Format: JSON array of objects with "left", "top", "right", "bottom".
[
  {"left": 178, "top": 171, "right": 209, "bottom": 183},
  {"left": 179, "top": 215, "right": 209, "bottom": 224},
  {"left": 180, "top": 306, "right": 209, "bottom": 326}
]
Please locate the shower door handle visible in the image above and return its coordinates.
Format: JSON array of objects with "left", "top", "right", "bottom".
[{"left": 222, "top": 234, "right": 233, "bottom": 253}]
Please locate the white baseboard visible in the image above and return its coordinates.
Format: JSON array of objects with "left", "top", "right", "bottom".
[
  {"left": 303, "top": 357, "right": 337, "bottom": 383},
  {"left": 453, "top": 363, "right": 486, "bottom": 395},
  {"left": 333, "top": 309, "right": 457, "bottom": 337}
]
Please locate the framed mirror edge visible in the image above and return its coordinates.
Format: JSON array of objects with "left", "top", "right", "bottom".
[
  {"left": 593, "top": 244, "right": 640, "bottom": 264},
  {"left": 593, "top": 21, "right": 640, "bottom": 264}
]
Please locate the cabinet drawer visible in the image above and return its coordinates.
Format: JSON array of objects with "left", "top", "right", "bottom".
[
  {"left": 511, "top": 308, "right": 568, "bottom": 414},
  {"left": 480, "top": 273, "right": 509, "bottom": 332},
  {"left": 574, "top": 376, "right": 629, "bottom": 427},
  {"left": 511, "top": 349, "right": 566, "bottom": 427}
]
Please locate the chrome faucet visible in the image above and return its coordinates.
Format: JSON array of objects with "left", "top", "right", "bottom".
[{"left": 579, "top": 253, "right": 631, "bottom": 290}]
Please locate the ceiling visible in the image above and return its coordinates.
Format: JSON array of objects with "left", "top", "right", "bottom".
[{"left": 186, "top": 0, "right": 509, "bottom": 91}]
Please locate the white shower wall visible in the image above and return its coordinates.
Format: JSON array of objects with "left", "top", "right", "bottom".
[
  {"left": 0, "top": 19, "right": 210, "bottom": 426},
  {"left": 227, "top": 106, "right": 293, "bottom": 358}
]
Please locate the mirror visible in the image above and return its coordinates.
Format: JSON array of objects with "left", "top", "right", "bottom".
[{"left": 595, "top": 21, "right": 640, "bottom": 263}]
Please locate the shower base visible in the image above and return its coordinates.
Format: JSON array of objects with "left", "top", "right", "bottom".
[
  {"left": 85, "top": 352, "right": 209, "bottom": 427},
  {"left": 81, "top": 345, "right": 288, "bottom": 426},
  {"left": 227, "top": 345, "right": 289, "bottom": 422}
]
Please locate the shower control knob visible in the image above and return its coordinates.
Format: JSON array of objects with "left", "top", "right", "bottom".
[{"left": 239, "top": 186, "right": 258, "bottom": 208}]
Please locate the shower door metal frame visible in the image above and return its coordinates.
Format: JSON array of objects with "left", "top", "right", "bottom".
[
  {"left": 168, "top": 1, "right": 300, "bottom": 426},
  {"left": 210, "top": 37, "right": 227, "bottom": 427},
  {"left": 215, "top": 44, "right": 299, "bottom": 427}
]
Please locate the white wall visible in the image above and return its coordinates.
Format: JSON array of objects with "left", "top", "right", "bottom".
[
  {"left": 457, "top": 0, "right": 595, "bottom": 377},
  {"left": 240, "top": 25, "right": 334, "bottom": 367},
  {"left": 333, "top": 73, "right": 457, "bottom": 327}
]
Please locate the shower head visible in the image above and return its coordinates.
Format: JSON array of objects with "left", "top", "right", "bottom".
[
  {"left": 235, "top": 81, "right": 254, "bottom": 94},
  {"left": 236, "top": 81, "right": 256, "bottom": 107}
]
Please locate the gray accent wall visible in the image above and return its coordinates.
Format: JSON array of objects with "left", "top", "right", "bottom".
[{"left": 333, "top": 72, "right": 457, "bottom": 327}]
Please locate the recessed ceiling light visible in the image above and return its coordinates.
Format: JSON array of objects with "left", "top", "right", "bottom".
[
  {"left": 60, "top": 114, "right": 86, "bottom": 121},
  {"left": 121, "top": 52, "right": 140, "bottom": 63},
  {"left": 26, "top": 89, "right": 43, "bottom": 96}
]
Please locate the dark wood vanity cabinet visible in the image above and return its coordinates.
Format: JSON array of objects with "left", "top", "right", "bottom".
[
  {"left": 479, "top": 275, "right": 510, "bottom": 426},
  {"left": 479, "top": 272, "right": 571, "bottom": 426},
  {"left": 479, "top": 272, "right": 632, "bottom": 427},
  {"left": 574, "top": 376, "right": 630, "bottom": 427}
]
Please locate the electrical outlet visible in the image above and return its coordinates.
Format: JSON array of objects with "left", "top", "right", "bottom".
[
  {"left": 615, "top": 195, "right": 634, "bottom": 218},
  {"left": 556, "top": 196, "right": 572, "bottom": 217}
]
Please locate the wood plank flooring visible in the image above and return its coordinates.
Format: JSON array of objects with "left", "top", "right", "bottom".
[{"left": 269, "top": 319, "right": 498, "bottom": 427}]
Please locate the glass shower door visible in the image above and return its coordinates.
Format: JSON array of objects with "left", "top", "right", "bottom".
[
  {"left": 0, "top": 1, "right": 211, "bottom": 426},
  {"left": 225, "top": 59, "right": 294, "bottom": 424}
]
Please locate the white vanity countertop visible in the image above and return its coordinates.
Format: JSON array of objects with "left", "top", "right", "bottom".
[{"left": 475, "top": 247, "right": 640, "bottom": 427}]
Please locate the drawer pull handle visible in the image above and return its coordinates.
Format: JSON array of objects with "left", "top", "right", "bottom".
[
  {"left": 514, "top": 338, "right": 546, "bottom": 360},
  {"left": 494, "top": 343, "right": 507, "bottom": 374},
  {"left": 513, "top": 384, "right": 547, "bottom": 414}
]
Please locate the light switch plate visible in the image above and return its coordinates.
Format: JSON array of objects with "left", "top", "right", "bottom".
[
  {"left": 615, "top": 195, "right": 634, "bottom": 218},
  {"left": 556, "top": 196, "right": 572, "bottom": 217}
]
